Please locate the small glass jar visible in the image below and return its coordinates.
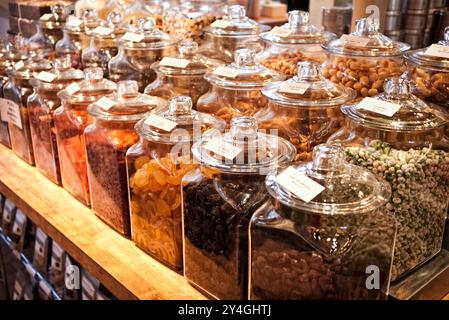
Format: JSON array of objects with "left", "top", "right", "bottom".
[
  {"left": 322, "top": 18, "right": 409, "bottom": 99},
  {"left": 65, "top": 11, "right": 103, "bottom": 51},
  {"left": 163, "top": 0, "right": 226, "bottom": 44},
  {"left": 182, "top": 116, "right": 295, "bottom": 299},
  {"left": 126, "top": 96, "right": 225, "bottom": 270},
  {"left": 56, "top": 67, "right": 117, "bottom": 206},
  {"left": 56, "top": 29, "right": 82, "bottom": 69},
  {"left": 3, "top": 57, "right": 53, "bottom": 164},
  {"left": 197, "top": 48, "right": 284, "bottom": 127},
  {"left": 28, "top": 57, "right": 84, "bottom": 185},
  {"left": 108, "top": 43, "right": 146, "bottom": 91},
  {"left": 257, "top": 11, "right": 336, "bottom": 78},
  {"left": 25, "top": 25, "right": 54, "bottom": 59},
  {"left": 404, "top": 27, "right": 449, "bottom": 108},
  {"left": 145, "top": 40, "right": 217, "bottom": 108},
  {"left": 85, "top": 80, "right": 164, "bottom": 235},
  {"left": 199, "top": 5, "right": 270, "bottom": 64},
  {"left": 249, "top": 144, "right": 397, "bottom": 299},
  {"left": 255, "top": 61, "right": 356, "bottom": 161},
  {"left": 328, "top": 77, "right": 449, "bottom": 281},
  {"left": 39, "top": 4, "right": 69, "bottom": 45}
]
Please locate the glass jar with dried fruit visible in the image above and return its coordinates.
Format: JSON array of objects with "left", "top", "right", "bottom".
[
  {"left": 85, "top": 80, "right": 164, "bottom": 236},
  {"left": 322, "top": 18, "right": 409, "bottom": 99},
  {"left": 256, "top": 10, "right": 336, "bottom": 79},
  {"left": 56, "top": 67, "right": 117, "bottom": 206},
  {"left": 182, "top": 116, "right": 295, "bottom": 299},
  {"left": 3, "top": 56, "right": 53, "bottom": 164},
  {"left": 328, "top": 77, "right": 449, "bottom": 281},
  {"left": 145, "top": 40, "right": 218, "bottom": 108},
  {"left": 127, "top": 96, "right": 225, "bottom": 270},
  {"left": 56, "top": 29, "right": 82, "bottom": 69},
  {"left": 197, "top": 48, "right": 284, "bottom": 127},
  {"left": 249, "top": 144, "right": 397, "bottom": 300},
  {"left": 255, "top": 61, "right": 356, "bottom": 161},
  {"left": 25, "top": 24, "right": 54, "bottom": 60},
  {"left": 28, "top": 56, "right": 84, "bottom": 185}
]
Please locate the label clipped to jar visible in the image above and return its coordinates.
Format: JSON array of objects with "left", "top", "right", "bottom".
[
  {"left": 424, "top": 44, "right": 449, "bottom": 59},
  {"left": 210, "top": 19, "right": 232, "bottom": 29},
  {"left": 160, "top": 57, "right": 190, "bottom": 69},
  {"left": 14, "top": 60, "right": 24, "bottom": 70},
  {"left": 36, "top": 71, "right": 57, "bottom": 83},
  {"left": 213, "top": 66, "right": 240, "bottom": 78},
  {"left": 67, "top": 17, "right": 83, "bottom": 28},
  {"left": 1, "top": 99, "right": 22, "bottom": 129},
  {"left": 279, "top": 82, "right": 310, "bottom": 94},
  {"left": 65, "top": 83, "right": 80, "bottom": 95},
  {"left": 270, "top": 26, "right": 292, "bottom": 38},
  {"left": 276, "top": 166, "right": 325, "bottom": 203},
  {"left": 93, "top": 26, "right": 113, "bottom": 36},
  {"left": 340, "top": 34, "right": 370, "bottom": 47},
  {"left": 40, "top": 13, "right": 53, "bottom": 21},
  {"left": 121, "top": 32, "right": 144, "bottom": 42},
  {"left": 95, "top": 97, "right": 115, "bottom": 111},
  {"left": 203, "top": 138, "right": 243, "bottom": 160},
  {"left": 357, "top": 97, "right": 402, "bottom": 117},
  {"left": 144, "top": 114, "right": 178, "bottom": 132}
]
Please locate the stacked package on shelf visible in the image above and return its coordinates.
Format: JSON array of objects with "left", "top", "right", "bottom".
[{"left": 384, "top": 0, "right": 404, "bottom": 42}]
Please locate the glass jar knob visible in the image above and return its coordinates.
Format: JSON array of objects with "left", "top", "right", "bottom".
[
  {"left": 84, "top": 67, "right": 103, "bottom": 80},
  {"left": 228, "top": 5, "right": 246, "bottom": 20},
  {"left": 83, "top": 9, "right": 98, "bottom": 24},
  {"left": 234, "top": 48, "right": 256, "bottom": 67},
  {"left": 179, "top": 41, "right": 198, "bottom": 58},
  {"left": 288, "top": 10, "right": 309, "bottom": 27},
  {"left": 53, "top": 55, "right": 71, "bottom": 70},
  {"left": 438, "top": 27, "right": 449, "bottom": 46},
  {"left": 228, "top": 116, "right": 258, "bottom": 141},
  {"left": 138, "top": 17, "right": 156, "bottom": 32},
  {"left": 311, "top": 144, "right": 345, "bottom": 173},
  {"left": 117, "top": 80, "right": 139, "bottom": 97},
  {"left": 167, "top": 96, "right": 193, "bottom": 118},
  {"left": 384, "top": 77, "right": 413, "bottom": 98},
  {"left": 296, "top": 61, "right": 322, "bottom": 81},
  {"left": 107, "top": 10, "right": 123, "bottom": 28}
]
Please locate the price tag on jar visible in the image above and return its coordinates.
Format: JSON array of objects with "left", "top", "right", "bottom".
[
  {"left": 340, "top": 34, "right": 370, "bottom": 47},
  {"left": 424, "top": 44, "right": 449, "bottom": 59},
  {"left": 65, "top": 83, "right": 80, "bottom": 95},
  {"left": 279, "top": 82, "right": 310, "bottom": 94},
  {"left": 203, "top": 138, "right": 242, "bottom": 160},
  {"left": 93, "top": 26, "right": 113, "bottom": 36},
  {"left": 2, "top": 99, "right": 22, "bottom": 129},
  {"left": 213, "top": 66, "right": 240, "bottom": 78},
  {"left": 357, "top": 97, "right": 402, "bottom": 117},
  {"left": 40, "top": 13, "right": 53, "bottom": 21},
  {"left": 276, "top": 166, "right": 325, "bottom": 203},
  {"left": 96, "top": 97, "right": 115, "bottom": 111},
  {"left": 144, "top": 114, "right": 178, "bottom": 132},
  {"left": 121, "top": 32, "right": 144, "bottom": 42},
  {"left": 160, "top": 57, "right": 190, "bottom": 69},
  {"left": 36, "top": 71, "right": 57, "bottom": 83},
  {"left": 210, "top": 19, "right": 232, "bottom": 29},
  {"left": 14, "top": 60, "right": 24, "bottom": 70},
  {"left": 0, "top": 98, "right": 9, "bottom": 121},
  {"left": 270, "top": 26, "right": 292, "bottom": 38},
  {"left": 67, "top": 17, "right": 83, "bottom": 27}
]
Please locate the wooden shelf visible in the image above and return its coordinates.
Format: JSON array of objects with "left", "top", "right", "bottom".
[{"left": 0, "top": 144, "right": 206, "bottom": 300}]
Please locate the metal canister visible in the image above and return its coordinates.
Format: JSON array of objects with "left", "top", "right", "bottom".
[
  {"left": 388, "top": 0, "right": 404, "bottom": 11},
  {"left": 404, "top": 9, "right": 428, "bottom": 29},
  {"left": 427, "top": 8, "right": 443, "bottom": 29},
  {"left": 385, "top": 11, "right": 403, "bottom": 31},
  {"left": 429, "top": 0, "right": 447, "bottom": 9},
  {"left": 407, "top": 0, "right": 430, "bottom": 10},
  {"left": 385, "top": 30, "right": 404, "bottom": 41},
  {"left": 321, "top": 6, "right": 352, "bottom": 28},
  {"left": 404, "top": 29, "right": 424, "bottom": 48}
]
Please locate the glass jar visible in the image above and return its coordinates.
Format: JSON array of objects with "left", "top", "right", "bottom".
[
  {"left": 99, "top": 0, "right": 124, "bottom": 21},
  {"left": 56, "top": 67, "right": 117, "bottom": 206},
  {"left": 39, "top": 4, "right": 69, "bottom": 45},
  {"left": 163, "top": 0, "right": 226, "bottom": 44},
  {"left": 126, "top": 96, "right": 225, "bottom": 270},
  {"left": 197, "top": 48, "right": 284, "bottom": 127},
  {"left": 257, "top": 11, "right": 336, "bottom": 78},
  {"left": 255, "top": 61, "right": 356, "bottom": 162},
  {"left": 249, "top": 144, "right": 396, "bottom": 299},
  {"left": 85, "top": 80, "right": 164, "bottom": 235},
  {"left": 123, "top": 0, "right": 155, "bottom": 27},
  {"left": 145, "top": 40, "right": 217, "bottom": 108},
  {"left": 65, "top": 11, "right": 103, "bottom": 51},
  {"left": 56, "top": 29, "right": 82, "bottom": 69},
  {"left": 122, "top": 18, "right": 179, "bottom": 87},
  {"left": 199, "top": 5, "right": 270, "bottom": 64},
  {"left": 108, "top": 43, "right": 146, "bottom": 91},
  {"left": 28, "top": 57, "right": 84, "bottom": 185},
  {"left": 25, "top": 25, "right": 54, "bottom": 59},
  {"left": 3, "top": 57, "right": 53, "bottom": 164},
  {"left": 322, "top": 18, "right": 409, "bottom": 99},
  {"left": 404, "top": 27, "right": 449, "bottom": 108},
  {"left": 182, "top": 116, "right": 295, "bottom": 299},
  {"left": 328, "top": 77, "right": 449, "bottom": 281}
]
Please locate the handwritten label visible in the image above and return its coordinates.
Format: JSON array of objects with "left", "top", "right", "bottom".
[
  {"left": 65, "top": 83, "right": 80, "bottom": 95},
  {"left": 203, "top": 138, "right": 242, "bottom": 160},
  {"left": 2, "top": 100, "right": 22, "bottom": 129},
  {"left": 40, "top": 13, "right": 53, "bottom": 21},
  {"left": 144, "top": 114, "right": 178, "bottom": 132},
  {"left": 67, "top": 17, "right": 83, "bottom": 27},
  {"left": 0, "top": 98, "right": 9, "bottom": 121},
  {"left": 14, "top": 60, "right": 24, "bottom": 70},
  {"left": 93, "top": 26, "right": 113, "bottom": 36},
  {"left": 357, "top": 97, "right": 402, "bottom": 117},
  {"left": 213, "top": 66, "right": 240, "bottom": 78},
  {"left": 121, "top": 32, "right": 144, "bottom": 42},
  {"left": 276, "top": 166, "right": 325, "bottom": 203},
  {"left": 96, "top": 97, "right": 115, "bottom": 111},
  {"left": 160, "top": 57, "right": 190, "bottom": 69},
  {"left": 424, "top": 44, "right": 449, "bottom": 59},
  {"left": 340, "top": 34, "right": 370, "bottom": 46},
  {"left": 270, "top": 26, "right": 292, "bottom": 37},
  {"left": 36, "top": 71, "right": 57, "bottom": 83},
  {"left": 279, "top": 82, "right": 310, "bottom": 94},
  {"left": 211, "top": 19, "right": 232, "bottom": 29}
]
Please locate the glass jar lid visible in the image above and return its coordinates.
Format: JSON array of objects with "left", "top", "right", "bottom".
[
  {"left": 25, "top": 25, "right": 54, "bottom": 57},
  {"left": 7, "top": 56, "right": 53, "bottom": 80},
  {"left": 204, "top": 5, "right": 268, "bottom": 38},
  {"left": 88, "top": 80, "right": 165, "bottom": 121},
  {"left": 342, "top": 77, "right": 449, "bottom": 131},
  {"left": 262, "top": 61, "right": 356, "bottom": 106},
  {"left": 260, "top": 10, "right": 335, "bottom": 45},
  {"left": 204, "top": 48, "right": 284, "bottom": 89},
  {"left": 39, "top": 4, "right": 69, "bottom": 29},
  {"left": 121, "top": 17, "right": 179, "bottom": 49},
  {"left": 91, "top": 11, "right": 128, "bottom": 40},
  {"left": 65, "top": 11, "right": 103, "bottom": 33},
  {"left": 405, "top": 27, "right": 449, "bottom": 69},
  {"left": 135, "top": 95, "right": 225, "bottom": 143},
  {"left": 58, "top": 67, "right": 117, "bottom": 103},
  {"left": 152, "top": 40, "right": 218, "bottom": 75},
  {"left": 323, "top": 18, "right": 409, "bottom": 57},
  {"left": 192, "top": 116, "right": 295, "bottom": 174},
  {"left": 30, "top": 56, "right": 84, "bottom": 89},
  {"left": 266, "top": 144, "right": 391, "bottom": 214}
]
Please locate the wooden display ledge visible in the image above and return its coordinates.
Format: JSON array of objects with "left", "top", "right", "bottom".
[{"left": 0, "top": 144, "right": 206, "bottom": 300}]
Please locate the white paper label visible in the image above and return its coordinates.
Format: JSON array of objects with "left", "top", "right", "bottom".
[
  {"left": 14, "top": 60, "right": 24, "bottom": 70},
  {"left": 279, "top": 82, "right": 310, "bottom": 94},
  {"left": 65, "top": 83, "right": 80, "bottom": 95},
  {"left": 340, "top": 34, "right": 370, "bottom": 46},
  {"left": 357, "top": 97, "right": 402, "bottom": 117},
  {"left": 40, "top": 13, "right": 53, "bottom": 21},
  {"left": 270, "top": 26, "right": 292, "bottom": 37},
  {"left": 96, "top": 97, "right": 115, "bottom": 111},
  {"left": 213, "top": 66, "right": 240, "bottom": 78},
  {"left": 67, "top": 17, "right": 83, "bottom": 27},
  {"left": 0, "top": 98, "right": 10, "bottom": 122},
  {"left": 25, "top": 263, "right": 36, "bottom": 278},
  {"left": 93, "top": 26, "right": 113, "bottom": 36},
  {"left": 159, "top": 57, "right": 190, "bottom": 69},
  {"left": 276, "top": 166, "right": 325, "bottom": 203},
  {"left": 203, "top": 138, "right": 242, "bottom": 160},
  {"left": 211, "top": 19, "right": 232, "bottom": 29},
  {"left": 121, "top": 32, "right": 144, "bottom": 42},
  {"left": 144, "top": 114, "right": 178, "bottom": 132},
  {"left": 3, "top": 99, "right": 23, "bottom": 129},
  {"left": 36, "top": 71, "right": 57, "bottom": 83},
  {"left": 424, "top": 44, "right": 449, "bottom": 59}
]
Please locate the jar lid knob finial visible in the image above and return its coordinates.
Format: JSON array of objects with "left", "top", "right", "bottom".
[
  {"left": 234, "top": 48, "right": 255, "bottom": 67},
  {"left": 229, "top": 116, "right": 258, "bottom": 139},
  {"left": 228, "top": 5, "right": 246, "bottom": 19},
  {"left": 288, "top": 10, "right": 309, "bottom": 27},
  {"left": 296, "top": 61, "right": 322, "bottom": 80},
  {"left": 118, "top": 80, "right": 138, "bottom": 97},
  {"left": 311, "top": 144, "right": 345, "bottom": 172},
  {"left": 168, "top": 96, "right": 193, "bottom": 116},
  {"left": 84, "top": 67, "right": 103, "bottom": 80},
  {"left": 179, "top": 40, "right": 198, "bottom": 57},
  {"left": 384, "top": 77, "right": 412, "bottom": 97}
]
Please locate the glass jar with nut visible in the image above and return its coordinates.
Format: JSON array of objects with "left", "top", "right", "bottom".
[
  {"left": 249, "top": 144, "right": 397, "bottom": 300},
  {"left": 328, "top": 77, "right": 449, "bottom": 281},
  {"left": 322, "top": 18, "right": 409, "bottom": 99},
  {"left": 126, "top": 96, "right": 225, "bottom": 271},
  {"left": 197, "top": 48, "right": 284, "bottom": 127},
  {"left": 256, "top": 10, "right": 336, "bottom": 79},
  {"left": 183, "top": 116, "right": 295, "bottom": 300},
  {"left": 405, "top": 27, "right": 449, "bottom": 108},
  {"left": 255, "top": 61, "right": 356, "bottom": 162}
]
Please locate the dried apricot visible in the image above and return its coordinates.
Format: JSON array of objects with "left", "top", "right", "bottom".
[
  {"left": 156, "top": 199, "right": 171, "bottom": 217},
  {"left": 135, "top": 156, "right": 150, "bottom": 170}
]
